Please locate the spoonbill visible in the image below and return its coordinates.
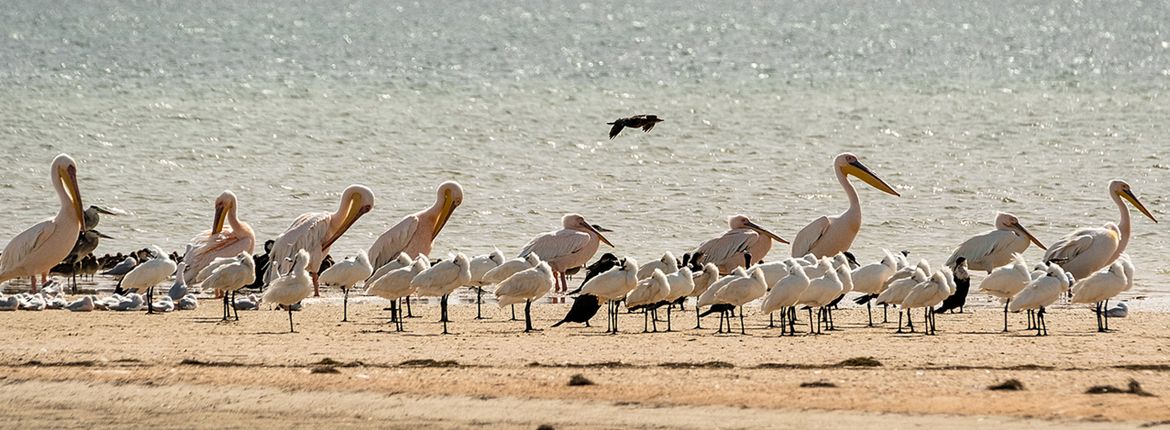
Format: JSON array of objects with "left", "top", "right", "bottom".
[
  {"left": 263, "top": 249, "right": 314, "bottom": 333},
  {"left": 494, "top": 262, "right": 555, "bottom": 332},
  {"left": 318, "top": 250, "right": 373, "bottom": 322},
  {"left": 411, "top": 253, "right": 471, "bottom": 334}
]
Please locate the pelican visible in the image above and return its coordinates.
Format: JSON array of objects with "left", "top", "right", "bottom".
[
  {"left": 1043, "top": 180, "right": 1157, "bottom": 280},
  {"left": 626, "top": 269, "right": 671, "bottom": 332},
  {"left": 365, "top": 258, "right": 430, "bottom": 331},
  {"left": 579, "top": 257, "right": 638, "bottom": 334},
  {"left": 980, "top": 254, "right": 1033, "bottom": 332},
  {"left": 119, "top": 246, "right": 177, "bottom": 314},
  {"left": 0, "top": 154, "right": 85, "bottom": 293},
  {"left": 182, "top": 190, "right": 256, "bottom": 284},
  {"left": 202, "top": 252, "right": 256, "bottom": 321},
  {"left": 946, "top": 213, "right": 1046, "bottom": 272},
  {"left": 410, "top": 253, "right": 471, "bottom": 334},
  {"left": 519, "top": 214, "right": 614, "bottom": 293},
  {"left": 693, "top": 215, "right": 788, "bottom": 275},
  {"left": 1009, "top": 263, "right": 1070, "bottom": 336},
  {"left": 317, "top": 250, "right": 373, "bottom": 322},
  {"left": 368, "top": 181, "right": 463, "bottom": 269},
  {"left": 494, "top": 262, "right": 555, "bottom": 332},
  {"left": 264, "top": 184, "right": 374, "bottom": 296},
  {"left": 714, "top": 268, "right": 768, "bottom": 335},
  {"left": 791, "top": 153, "right": 899, "bottom": 258},
  {"left": 263, "top": 249, "right": 313, "bottom": 333},
  {"left": 1071, "top": 256, "right": 1132, "bottom": 333}
]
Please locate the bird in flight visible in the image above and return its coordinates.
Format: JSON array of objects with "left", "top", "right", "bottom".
[{"left": 607, "top": 115, "right": 663, "bottom": 139}]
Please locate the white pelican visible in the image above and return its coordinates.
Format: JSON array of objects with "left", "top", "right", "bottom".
[
  {"left": 410, "top": 253, "right": 471, "bottom": 334},
  {"left": 181, "top": 190, "right": 256, "bottom": 284},
  {"left": 946, "top": 213, "right": 1046, "bottom": 272},
  {"left": 1071, "top": 256, "right": 1132, "bottom": 332},
  {"left": 365, "top": 258, "right": 429, "bottom": 331},
  {"left": 0, "top": 154, "right": 85, "bottom": 293},
  {"left": 791, "top": 153, "right": 900, "bottom": 258},
  {"left": 1009, "top": 263, "right": 1070, "bottom": 336},
  {"left": 519, "top": 214, "right": 614, "bottom": 293},
  {"left": 692, "top": 215, "right": 788, "bottom": 275},
  {"left": 625, "top": 269, "right": 671, "bottom": 332},
  {"left": 714, "top": 268, "right": 768, "bottom": 334},
  {"left": 579, "top": 257, "right": 638, "bottom": 334},
  {"left": 119, "top": 246, "right": 178, "bottom": 314},
  {"left": 1043, "top": 180, "right": 1157, "bottom": 280},
  {"left": 466, "top": 249, "right": 505, "bottom": 320},
  {"left": 201, "top": 253, "right": 256, "bottom": 320},
  {"left": 901, "top": 269, "right": 955, "bottom": 335},
  {"left": 494, "top": 262, "right": 555, "bottom": 332},
  {"left": 264, "top": 184, "right": 375, "bottom": 296},
  {"left": 368, "top": 181, "right": 463, "bottom": 270},
  {"left": 980, "top": 254, "right": 1034, "bottom": 332},
  {"left": 636, "top": 252, "right": 679, "bottom": 280},
  {"left": 659, "top": 267, "right": 694, "bottom": 331},
  {"left": 760, "top": 264, "right": 811, "bottom": 335},
  {"left": 263, "top": 249, "right": 313, "bottom": 333},
  {"left": 318, "top": 250, "right": 373, "bottom": 322},
  {"left": 850, "top": 249, "right": 898, "bottom": 326}
]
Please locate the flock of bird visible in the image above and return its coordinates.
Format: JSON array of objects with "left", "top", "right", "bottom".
[{"left": 0, "top": 151, "right": 1157, "bottom": 337}]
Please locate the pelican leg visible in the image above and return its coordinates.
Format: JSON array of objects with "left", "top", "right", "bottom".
[
  {"left": 342, "top": 286, "right": 349, "bottom": 322},
  {"left": 440, "top": 294, "right": 450, "bottom": 335},
  {"left": 312, "top": 273, "right": 319, "bottom": 297},
  {"left": 524, "top": 299, "right": 534, "bottom": 333}
]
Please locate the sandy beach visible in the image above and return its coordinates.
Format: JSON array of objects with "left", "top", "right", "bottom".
[{"left": 1, "top": 295, "right": 1168, "bottom": 429}]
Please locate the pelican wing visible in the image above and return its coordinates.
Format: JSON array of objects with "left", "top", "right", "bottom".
[
  {"left": 0, "top": 219, "right": 56, "bottom": 280},
  {"left": 790, "top": 216, "right": 831, "bottom": 258},
  {"left": 182, "top": 226, "right": 246, "bottom": 283},
  {"left": 945, "top": 229, "right": 1014, "bottom": 269},
  {"left": 519, "top": 229, "right": 590, "bottom": 261},
  {"left": 693, "top": 229, "right": 756, "bottom": 268},
  {"left": 1041, "top": 230, "right": 1099, "bottom": 265},
  {"left": 265, "top": 212, "right": 332, "bottom": 285},
  {"left": 368, "top": 215, "right": 419, "bottom": 269}
]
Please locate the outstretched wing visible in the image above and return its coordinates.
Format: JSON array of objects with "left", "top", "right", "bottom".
[{"left": 608, "top": 120, "right": 625, "bottom": 139}]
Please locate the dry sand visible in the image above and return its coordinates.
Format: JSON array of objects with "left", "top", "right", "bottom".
[{"left": 1, "top": 295, "right": 1168, "bottom": 429}]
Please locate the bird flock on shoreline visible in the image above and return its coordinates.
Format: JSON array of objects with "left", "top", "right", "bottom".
[{"left": 0, "top": 148, "right": 1157, "bottom": 336}]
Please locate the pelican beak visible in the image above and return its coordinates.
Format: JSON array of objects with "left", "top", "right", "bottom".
[
  {"left": 61, "top": 165, "right": 85, "bottom": 229},
  {"left": 94, "top": 231, "right": 114, "bottom": 239},
  {"left": 431, "top": 190, "right": 460, "bottom": 238},
  {"left": 1121, "top": 188, "right": 1158, "bottom": 223},
  {"left": 845, "top": 160, "right": 900, "bottom": 197},
  {"left": 745, "top": 220, "right": 789, "bottom": 244},
  {"left": 1013, "top": 222, "right": 1047, "bottom": 250},
  {"left": 585, "top": 223, "right": 615, "bottom": 248},
  {"left": 323, "top": 198, "right": 372, "bottom": 250},
  {"left": 212, "top": 205, "right": 227, "bottom": 235}
]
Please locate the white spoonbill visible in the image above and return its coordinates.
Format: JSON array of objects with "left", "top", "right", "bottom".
[
  {"left": 850, "top": 249, "right": 898, "bottom": 326},
  {"left": 519, "top": 214, "right": 614, "bottom": 293},
  {"left": 697, "top": 266, "right": 748, "bottom": 333},
  {"left": 625, "top": 269, "right": 671, "bottom": 332},
  {"left": 181, "top": 190, "right": 256, "bottom": 284},
  {"left": 1071, "top": 256, "right": 1132, "bottom": 333},
  {"left": 119, "top": 246, "right": 178, "bottom": 314},
  {"left": 946, "top": 212, "right": 1046, "bottom": 272},
  {"left": 659, "top": 267, "right": 694, "bottom": 331},
  {"left": 365, "top": 258, "right": 429, "bottom": 331},
  {"left": 263, "top": 249, "right": 313, "bottom": 333},
  {"left": 370, "top": 253, "right": 414, "bottom": 282},
  {"left": 579, "top": 257, "right": 638, "bottom": 334},
  {"left": 714, "top": 268, "right": 768, "bottom": 334},
  {"left": 265, "top": 185, "right": 374, "bottom": 296},
  {"left": 979, "top": 253, "right": 1033, "bottom": 332},
  {"left": 411, "top": 253, "right": 471, "bottom": 334},
  {"left": 484, "top": 252, "right": 542, "bottom": 321},
  {"left": 466, "top": 249, "right": 505, "bottom": 320},
  {"left": 1009, "top": 263, "right": 1070, "bottom": 336},
  {"left": 876, "top": 267, "right": 928, "bottom": 333},
  {"left": 318, "top": 250, "right": 373, "bottom": 322},
  {"left": 687, "top": 263, "right": 720, "bottom": 329},
  {"left": 201, "top": 252, "right": 255, "bottom": 321},
  {"left": 901, "top": 269, "right": 955, "bottom": 335},
  {"left": 494, "top": 262, "right": 555, "bottom": 332},
  {"left": 367, "top": 181, "right": 463, "bottom": 269},
  {"left": 692, "top": 215, "right": 788, "bottom": 275},
  {"left": 791, "top": 153, "right": 900, "bottom": 258},
  {"left": 760, "top": 264, "right": 811, "bottom": 336},
  {"left": 796, "top": 259, "right": 843, "bottom": 334},
  {"left": 637, "top": 252, "right": 679, "bottom": 280},
  {"left": 0, "top": 154, "right": 85, "bottom": 293},
  {"left": 1043, "top": 180, "right": 1157, "bottom": 280}
]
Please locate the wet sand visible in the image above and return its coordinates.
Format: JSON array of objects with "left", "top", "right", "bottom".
[{"left": 1, "top": 296, "right": 1168, "bottom": 429}]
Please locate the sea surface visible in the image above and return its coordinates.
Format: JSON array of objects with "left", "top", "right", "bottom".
[{"left": 1, "top": 1, "right": 1167, "bottom": 303}]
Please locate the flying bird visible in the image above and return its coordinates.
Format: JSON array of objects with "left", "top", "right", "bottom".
[{"left": 607, "top": 114, "right": 663, "bottom": 139}]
